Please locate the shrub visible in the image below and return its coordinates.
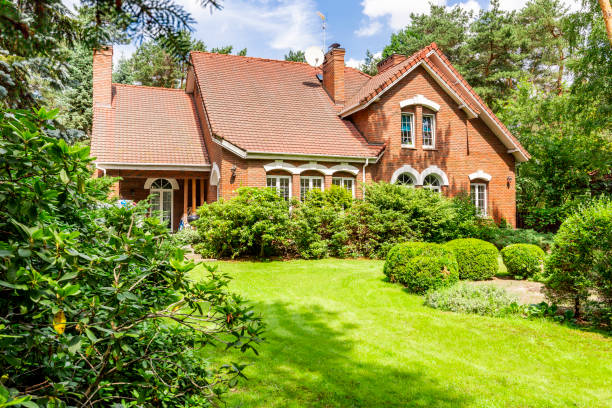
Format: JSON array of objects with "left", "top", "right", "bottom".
[
  {"left": 170, "top": 227, "right": 200, "bottom": 246},
  {"left": 424, "top": 283, "right": 518, "bottom": 317},
  {"left": 501, "top": 244, "right": 546, "bottom": 279},
  {"left": 0, "top": 108, "right": 264, "bottom": 405},
  {"left": 545, "top": 199, "right": 612, "bottom": 318},
  {"left": 445, "top": 238, "right": 499, "bottom": 280},
  {"left": 193, "top": 187, "right": 292, "bottom": 258},
  {"left": 384, "top": 242, "right": 459, "bottom": 294},
  {"left": 488, "top": 228, "right": 554, "bottom": 251}
]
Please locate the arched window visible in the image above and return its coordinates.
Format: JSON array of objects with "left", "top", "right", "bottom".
[
  {"left": 148, "top": 178, "right": 173, "bottom": 229},
  {"left": 395, "top": 172, "right": 416, "bottom": 187},
  {"left": 423, "top": 174, "right": 441, "bottom": 192}
]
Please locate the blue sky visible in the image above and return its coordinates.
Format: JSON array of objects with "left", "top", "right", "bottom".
[{"left": 65, "top": 0, "right": 581, "bottom": 67}]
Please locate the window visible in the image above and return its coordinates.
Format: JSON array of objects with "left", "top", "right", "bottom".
[
  {"left": 401, "top": 112, "right": 414, "bottom": 147},
  {"left": 267, "top": 175, "right": 291, "bottom": 200},
  {"left": 332, "top": 177, "right": 355, "bottom": 197},
  {"left": 300, "top": 176, "right": 323, "bottom": 200},
  {"left": 470, "top": 183, "right": 487, "bottom": 216},
  {"left": 423, "top": 174, "right": 441, "bottom": 192},
  {"left": 149, "top": 178, "right": 173, "bottom": 229},
  {"left": 395, "top": 172, "right": 416, "bottom": 187},
  {"left": 422, "top": 114, "right": 435, "bottom": 148}
]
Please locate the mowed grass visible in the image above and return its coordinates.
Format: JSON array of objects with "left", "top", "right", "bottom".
[{"left": 191, "top": 259, "right": 611, "bottom": 408}]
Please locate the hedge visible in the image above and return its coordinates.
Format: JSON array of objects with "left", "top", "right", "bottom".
[
  {"left": 445, "top": 238, "right": 499, "bottom": 280},
  {"left": 501, "top": 244, "right": 545, "bottom": 279},
  {"left": 384, "top": 242, "right": 459, "bottom": 294}
]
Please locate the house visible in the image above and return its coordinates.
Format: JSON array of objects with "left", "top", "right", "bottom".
[{"left": 91, "top": 43, "right": 529, "bottom": 230}]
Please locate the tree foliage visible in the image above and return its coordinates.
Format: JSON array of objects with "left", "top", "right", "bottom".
[
  {"left": 0, "top": 108, "right": 263, "bottom": 406},
  {"left": 284, "top": 50, "right": 306, "bottom": 62}
]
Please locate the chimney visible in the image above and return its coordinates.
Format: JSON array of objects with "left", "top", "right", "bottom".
[
  {"left": 322, "top": 47, "right": 345, "bottom": 104},
  {"left": 376, "top": 54, "right": 407, "bottom": 74},
  {"left": 93, "top": 46, "right": 113, "bottom": 108}
]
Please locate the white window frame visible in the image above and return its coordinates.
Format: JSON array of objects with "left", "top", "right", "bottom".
[
  {"left": 422, "top": 174, "right": 442, "bottom": 192},
  {"left": 395, "top": 172, "right": 416, "bottom": 187},
  {"left": 266, "top": 175, "right": 292, "bottom": 200},
  {"left": 471, "top": 183, "right": 487, "bottom": 216},
  {"left": 422, "top": 114, "right": 436, "bottom": 149},
  {"left": 401, "top": 112, "right": 414, "bottom": 148},
  {"left": 332, "top": 177, "right": 356, "bottom": 198},
  {"left": 300, "top": 176, "right": 324, "bottom": 200},
  {"left": 149, "top": 178, "right": 174, "bottom": 230}
]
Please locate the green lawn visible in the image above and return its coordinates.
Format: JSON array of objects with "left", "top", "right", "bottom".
[{"left": 191, "top": 259, "right": 611, "bottom": 408}]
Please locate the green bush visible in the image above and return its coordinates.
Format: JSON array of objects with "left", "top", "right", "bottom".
[
  {"left": 384, "top": 242, "right": 459, "bottom": 294},
  {"left": 488, "top": 228, "right": 554, "bottom": 250},
  {"left": 193, "top": 187, "right": 292, "bottom": 258},
  {"left": 501, "top": 244, "right": 546, "bottom": 279},
  {"left": 170, "top": 227, "right": 200, "bottom": 246},
  {"left": 445, "top": 238, "right": 499, "bottom": 280},
  {"left": 0, "top": 108, "right": 264, "bottom": 405},
  {"left": 545, "top": 199, "right": 612, "bottom": 318},
  {"left": 424, "top": 283, "right": 518, "bottom": 317}
]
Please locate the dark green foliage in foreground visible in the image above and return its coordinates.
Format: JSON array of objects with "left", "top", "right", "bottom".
[
  {"left": 0, "top": 108, "right": 263, "bottom": 406},
  {"left": 425, "top": 283, "right": 518, "bottom": 317},
  {"left": 545, "top": 199, "right": 612, "bottom": 318},
  {"left": 501, "top": 244, "right": 546, "bottom": 279},
  {"left": 445, "top": 238, "right": 499, "bottom": 280},
  {"left": 193, "top": 183, "right": 483, "bottom": 260},
  {"left": 384, "top": 242, "right": 459, "bottom": 294}
]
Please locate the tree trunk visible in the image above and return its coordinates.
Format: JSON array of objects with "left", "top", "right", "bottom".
[
  {"left": 573, "top": 296, "right": 580, "bottom": 319},
  {"left": 600, "top": 0, "right": 612, "bottom": 46}
]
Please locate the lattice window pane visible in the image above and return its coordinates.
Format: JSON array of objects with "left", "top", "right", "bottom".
[
  {"left": 401, "top": 113, "right": 413, "bottom": 145},
  {"left": 396, "top": 173, "right": 415, "bottom": 186},
  {"left": 423, "top": 115, "right": 434, "bottom": 147}
]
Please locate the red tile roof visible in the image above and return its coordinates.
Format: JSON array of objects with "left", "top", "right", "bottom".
[
  {"left": 91, "top": 84, "right": 209, "bottom": 166},
  {"left": 190, "top": 52, "right": 383, "bottom": 158}
]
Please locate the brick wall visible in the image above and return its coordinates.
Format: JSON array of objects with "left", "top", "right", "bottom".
[{"left": 348, "top": 65, "right": 517, "bottom": 226}]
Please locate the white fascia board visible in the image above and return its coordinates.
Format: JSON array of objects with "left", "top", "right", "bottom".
[
  {"left": 246, "top": 151, "right": 380, "bottom": 163},
  {"left": 95, "top": 162, "right": 211, "bottom": 172},
  {"left": 420, "top": 62, "right": 477, "bottom": 119},
  {"left": 212, "top": 137, "right": 248, "bottom": 159}
]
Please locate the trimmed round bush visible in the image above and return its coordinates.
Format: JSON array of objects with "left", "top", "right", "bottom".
[
  {"left": 384, "top": 242, "right": 459, "bottom": 294},
  {"left": 445, "top": 238, "right": 499, "bottom": 280},
  {"left": 501, "top": 244, "right": 545, "bottom": 279}
]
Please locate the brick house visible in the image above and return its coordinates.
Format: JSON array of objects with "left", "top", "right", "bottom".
[{"left": 91, "top": 43, "right": 529, "bottom": 230}]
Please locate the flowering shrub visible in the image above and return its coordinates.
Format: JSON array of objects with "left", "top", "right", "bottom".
[{"left": 424, "top": 283, "right": 518, "bottom": 317}]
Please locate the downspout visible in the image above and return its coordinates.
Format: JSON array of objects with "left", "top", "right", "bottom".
[
  {"left": 95, "top": 163, "right": 107, "bottom": 176},
  {"left": 362, "top": 158, "right": 369, "bottom": 199}
]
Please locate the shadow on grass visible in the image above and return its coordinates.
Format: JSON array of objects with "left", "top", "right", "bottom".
[{"left": 215, "top": 301, "right": 472, "bottom": 408}]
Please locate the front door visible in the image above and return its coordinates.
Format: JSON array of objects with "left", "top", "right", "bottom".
[{"left": 149, "top": 179, "right": 174, "bottom": 229}]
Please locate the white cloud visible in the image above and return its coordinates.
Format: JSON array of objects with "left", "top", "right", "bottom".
[
  {"left": 179, "top": 0, "right": 321, "bottom": 54},
  {"left": 345, "top": 58, "right": 363, "bottom": 68},
  {"left": 354, "top": 20, "right": 383, "bottom": 37},
  {"left": 452, "top": 0, "right": 481, "bottom": 15},
  {"left": 359, "top": 0, "right": 446, "bottom": 30}
]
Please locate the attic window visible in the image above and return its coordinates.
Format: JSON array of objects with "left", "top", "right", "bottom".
[{"left": 316, "top": 73, "right": 323, "bottom": 82}]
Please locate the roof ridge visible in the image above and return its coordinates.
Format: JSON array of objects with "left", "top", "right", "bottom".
[
  {"left": 190, "top": 51, "right": 318, "bottom": 67},
  {"left": 113, "top": 83, "right": 186, "bottom": 92},
  {"left": 346, "top": 65, "right": 371, "bottom": 79}
]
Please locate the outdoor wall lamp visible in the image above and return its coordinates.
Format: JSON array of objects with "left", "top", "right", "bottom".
[
  {"left": 506, "top": 176, "right": 512, "bottom": 188},
  {"left": 230, "top": 164, "right": 237, "bottom": 184}
]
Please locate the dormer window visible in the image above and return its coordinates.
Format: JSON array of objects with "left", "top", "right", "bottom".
[
  {"left": 401, "top": 112, "right": 414, "bottom": 147},
  {"left": 422, "top": 114, "right": 435, "bottom": 148}
]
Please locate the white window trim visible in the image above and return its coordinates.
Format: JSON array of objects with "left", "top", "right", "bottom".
[
  {"left": 422, "top": 114, "right": 436, "bottom": 149},
  {"left": 471, "top": 182, "right": 488, "bottom": 216},
  {"left": 420, "top": 165, "right": 449, "bottom": 186},
  {"left": 300, "top": 176, "right": 324, "bottom": 199},
  {"left": 266, "top": 175, "right": 292, "bottom": 200},
  {"left": 149, "top": 179, "right": 174, "bottom": 230},
  {"left": 332, "top": 177, "right": 356, "bottom": 198},
  {"left": 401, "top": 112, "right": 415, "bottom": 148}
]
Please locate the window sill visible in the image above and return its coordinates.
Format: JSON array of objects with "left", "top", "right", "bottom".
[
  {"left": 422, "top": 147, "right": 437, "bottom": 151},
  {"left": 401, "top": 144, "right": 416, "bottom": 149}
]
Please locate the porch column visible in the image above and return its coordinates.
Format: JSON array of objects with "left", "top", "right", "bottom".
[
  {"left": 191, "top": 179, "right": 196, "bottom": 214},
  {"left": 200, "top": 179, "right": 205, "bottom": 205},
  {"left": 183, "top": 178, "right": 188, "bottom": 218}
]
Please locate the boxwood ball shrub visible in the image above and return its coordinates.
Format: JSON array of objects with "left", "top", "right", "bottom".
[
  {"left": 384, "top": 242, "right": 459, "bottom": 294},
  {"left": 445, "top": 238, "right": 499, "bottom": 280},
  {"left": 501, "top": 244, "right": 546, "bottom": 279}
]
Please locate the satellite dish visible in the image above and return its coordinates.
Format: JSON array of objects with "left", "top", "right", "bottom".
[{"left": 305, "top": 46, "right": 324, "bottom": 67}]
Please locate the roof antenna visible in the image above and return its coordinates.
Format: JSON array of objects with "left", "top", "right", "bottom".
[{"left": 317, "top": 11, "right": 326, "bottom": 51}]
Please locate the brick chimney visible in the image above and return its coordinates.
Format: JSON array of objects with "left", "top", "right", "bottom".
[
  {"left": 93, "top": 46, "right": 113, "bottom": 108},
  {"left": 322, "top": 47, "right": 345, "bottom": 104},
  {"left": 376, "top": 54, "right": 407, "bottom": 74}
]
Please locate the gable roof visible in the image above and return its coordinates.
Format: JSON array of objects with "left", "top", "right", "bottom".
[
  {"left": 91, "top": 84, "right": 210, "bottom": 168},
  {"left": 189, "top": 52, "right": 383, "bottom": 160},
  {"left": 339, "top": 43, "right": 530, "bottom": 162}
]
